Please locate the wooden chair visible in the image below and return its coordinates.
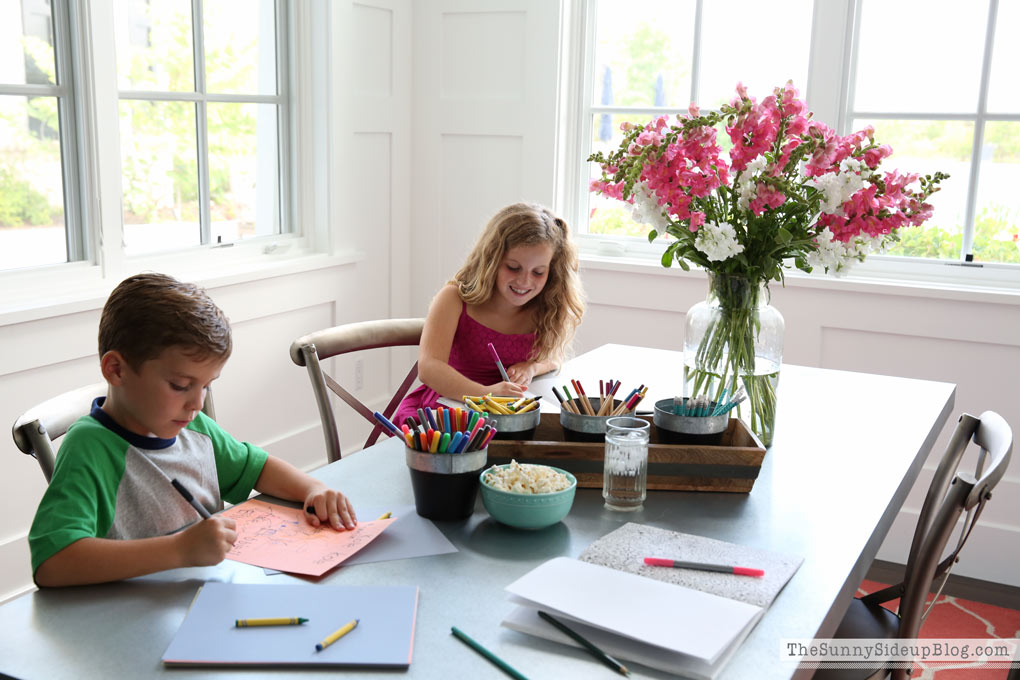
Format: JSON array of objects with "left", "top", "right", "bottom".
[
  {"left": 289, "top": 318, "right": 425, "bottom": 463},
  {"left": 812, "top": 411, "right": 1012, "bottom": 680},
  {"left": 12, "top": 382, "right": 217, "bottom": 483}
]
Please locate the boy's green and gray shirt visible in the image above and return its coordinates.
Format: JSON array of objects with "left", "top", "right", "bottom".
[{"left": 28, "top": 398, "right": 267, "bottom": 575}]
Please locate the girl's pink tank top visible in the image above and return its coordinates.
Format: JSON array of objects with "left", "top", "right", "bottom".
[{"left": 394, "top": 302, "right": 536, "bottom": 424}]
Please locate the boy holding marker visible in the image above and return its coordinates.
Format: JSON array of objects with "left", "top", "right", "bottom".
[{"left": 29, "top": 273, "right": 357, "bottom": 587}]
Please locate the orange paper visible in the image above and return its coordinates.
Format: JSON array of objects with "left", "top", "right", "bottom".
[{"left": 221, "top": 499, "right": 394, "bottom": 576}]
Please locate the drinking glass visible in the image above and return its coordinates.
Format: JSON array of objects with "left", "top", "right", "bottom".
[{"left": 602, "top": 416, "right": 650, "bottom": 511}]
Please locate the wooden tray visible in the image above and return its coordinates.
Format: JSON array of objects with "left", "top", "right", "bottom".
[{"left": 486, "top": 413, "right": 765, "bottom": 493}]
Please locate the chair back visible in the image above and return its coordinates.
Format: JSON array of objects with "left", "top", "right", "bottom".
[
  {"left": 12, "top": 383, "right": 218, "bottom": 483},
  {"left": 896, "top": 411, "right": 1012, "bottom": 646},
  {"left": 289, "top": 318, "right": 425, "bottom": 463}
]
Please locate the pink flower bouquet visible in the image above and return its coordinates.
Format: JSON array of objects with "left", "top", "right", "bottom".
[{"left": 589, "top": 81, "right": 947, "bottom": 281}]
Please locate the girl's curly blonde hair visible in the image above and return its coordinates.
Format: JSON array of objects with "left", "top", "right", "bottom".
[{"left": 453, "top": 203, "right": 585, "bottom": 364}]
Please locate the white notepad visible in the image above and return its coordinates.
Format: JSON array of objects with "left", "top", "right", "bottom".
[{"left": 502, "top": 525, "right": 802, "bottom": 679}]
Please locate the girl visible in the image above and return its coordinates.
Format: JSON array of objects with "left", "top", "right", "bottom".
[{"left": 395, "top": 202, "right": 585, "bottom": 423}]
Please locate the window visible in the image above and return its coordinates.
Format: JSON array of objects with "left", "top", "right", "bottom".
[
  {"left": 0, "top": 1, "right": 81, "bottom": 270},
  {"left": 115, "top": 0, "right": 287, "bottom": 255},
  {"left": 0, "top": 0, "right": 295, "bottom": 276},
  {"left": 565, "top": 0, "right": 1020, "bottom": 278},
  {"left": 573, "top": 0, "right": 813, "bottom": 243},
  {"left": 848, "top": 0, "right": 1019, "bottom": 266}
]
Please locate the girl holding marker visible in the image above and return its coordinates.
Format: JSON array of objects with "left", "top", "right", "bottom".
[{"left": 395, "top": 202, "right": 585, "bottom": 424}]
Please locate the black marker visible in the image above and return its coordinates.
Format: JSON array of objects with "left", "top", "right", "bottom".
[{"left": 171, "top": 478, "right": 212, "bottom": 519}]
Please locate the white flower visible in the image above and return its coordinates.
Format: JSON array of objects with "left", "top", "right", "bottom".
[
  {"left": 805, "top": 161, "right": 873, "bottom": 215},
  {"left": 734, "top": 157, "right": 767, "bottom": 211},
  {"left": 695, "top": 221, "right": 745, "bottom": 262},
  {"left": 629, "top": 182, "right": 671, "bottom": 231},
  {"left": 807, "top": 228, "right": 889, "bottom": 275}
]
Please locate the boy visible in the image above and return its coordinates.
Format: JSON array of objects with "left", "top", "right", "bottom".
[{"left": 29, "top": 273, "right": 357, "bottom": 587}]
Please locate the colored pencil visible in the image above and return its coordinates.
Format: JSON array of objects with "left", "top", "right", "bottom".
[
  {"left": 537, "top": 610, "right": 629, "bottom": 676},
  {"left": 451, "top": 626, "right": 528, "bottom": 680}
]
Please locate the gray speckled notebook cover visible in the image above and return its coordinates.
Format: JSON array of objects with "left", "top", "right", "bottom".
[{"left": 578, "top": 523, "right": 802, "bottom": 609}]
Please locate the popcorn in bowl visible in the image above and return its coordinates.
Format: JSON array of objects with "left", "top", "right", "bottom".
[{"left": 482, "top": 459, "right": 572, "bottom": 495}]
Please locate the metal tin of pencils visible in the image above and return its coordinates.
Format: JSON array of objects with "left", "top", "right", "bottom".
[
  {"left": 560, "top": 397, "right": 624, "bottom": 442},
  {"left": 653, "top": 398, "right": 729, "bottom": 444},
  {"left": 405, "top": 447, "right": 487, "bottom": 520},
  {"left": 484, "top": 408, "right": 541, "bottom": 440}
]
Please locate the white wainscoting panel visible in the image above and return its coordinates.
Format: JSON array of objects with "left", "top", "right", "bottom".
[
  {"left": 352, "top": 3, "right": 393, "bottom": 97},
  {"left": 441, "top": 9, "right": 525, "bottom": 99}
]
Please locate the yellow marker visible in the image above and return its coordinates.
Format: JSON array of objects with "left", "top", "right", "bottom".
[
  {"left": 403, "top": 431, "right": 415, "bottom": 447},
  {"left": 429, "top": 430, "right": 441, "bottom": 453},
  {"left": 377, "top": 511, "right": 392, "bottom": 520},
  {"left": 462, "top": 399, "right": 483, "bottom": 412},
  {"left": 315, "top": 618, "right": 359, "bottom": 652},
  {"left": 236, "top": 617, "right": 308, "bottom": 627}
]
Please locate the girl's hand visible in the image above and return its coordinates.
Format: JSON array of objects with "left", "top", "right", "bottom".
[
  {"left": 488, "top": 380, "right": 527, "bottom": 398},
  {"left": 303, "top": 485, "right": 357, "bottom": 530},
  {"left": 177, "top": 516, "right": 237, "bottom": 567},
  {"left": 506, "top": 361, "right": 539, "bottom": 387}
]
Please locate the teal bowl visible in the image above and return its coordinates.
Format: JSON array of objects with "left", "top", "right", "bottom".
[{"left": 479, "top": 464, "right": 577, "bottom": 530}]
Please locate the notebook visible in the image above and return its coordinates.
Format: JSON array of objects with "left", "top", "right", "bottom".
[
  {"left": 163, "top": 582, "right": 419, "bottom": 667},
  {"left": 501, "top": 523, "right": 802, "bottom": 679}
]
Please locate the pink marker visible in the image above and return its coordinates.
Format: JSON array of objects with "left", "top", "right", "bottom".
[
  {"left": 643, "top": 556, "right": 764, "bottom": 577},
  {"left": 487, "top": 342, "right": 510, "bottom": 382}
]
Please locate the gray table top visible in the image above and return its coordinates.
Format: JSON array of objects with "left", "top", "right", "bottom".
[{"left": 0, "top": 345, "right": 956, "bottom": 680}]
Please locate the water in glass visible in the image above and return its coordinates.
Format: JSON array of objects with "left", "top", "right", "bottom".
[{"left": 603, "top": 417, "right": 650, "bottom": 511}]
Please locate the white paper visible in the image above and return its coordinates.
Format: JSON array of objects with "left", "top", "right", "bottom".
[{"left": 504, "top": 556, "right": 761, "bottom": 664}]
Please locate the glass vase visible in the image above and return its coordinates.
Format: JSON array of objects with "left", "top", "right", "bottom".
[{"left": 682, "top": 273, "right": 784, "bottom": 447}]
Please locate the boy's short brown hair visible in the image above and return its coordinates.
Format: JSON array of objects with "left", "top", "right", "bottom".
[{"left": 98, "top": 273, "right": 232, "bottom": 369}]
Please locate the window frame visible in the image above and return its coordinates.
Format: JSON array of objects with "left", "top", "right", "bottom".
[
  {"left": 0, "top": 0, "right": 340, "bottom": 317},
  {"left": 558, "top": 0, "right": 1020, "bottom": 291},
  {"left": 115, "top": 0, "right": 292, "bottom": 249}
]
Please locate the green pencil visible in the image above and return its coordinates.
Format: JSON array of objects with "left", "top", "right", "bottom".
[
  {"left": 451, "top": 626, "right": 528, "bottom": 680},
  {"left": 538, "top": 610, "right": 630, "bottom": 676}
]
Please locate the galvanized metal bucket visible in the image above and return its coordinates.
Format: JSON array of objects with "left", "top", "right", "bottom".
[{"left": 559, "top": 397, "right": 623, "bottom": 441}]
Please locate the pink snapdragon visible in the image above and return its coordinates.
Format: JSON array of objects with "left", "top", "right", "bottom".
[{"left": 750, "top": 183, "right": 786, "bottom": 215}]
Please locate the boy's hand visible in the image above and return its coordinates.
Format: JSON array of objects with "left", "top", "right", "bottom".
[
  {"left": 177, "top": 516, "right": 237, "bottom": 566},
  {"left": 304, "top": 485, "right": 357, "bottom": 530}
]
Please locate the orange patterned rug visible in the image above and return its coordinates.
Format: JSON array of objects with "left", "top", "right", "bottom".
[{"left": 858, "top": 579, "right": 1020, "bottom": 679}]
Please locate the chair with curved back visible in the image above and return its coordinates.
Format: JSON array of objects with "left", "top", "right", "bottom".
[
  {"left": 813, "top": 410, "right": 1013, "bottom": 680},
  {"left": 289, "top": 318, "right": 425, "bottom": 463},
  {"left": 12, "top": 382, "right": 217, "bottom": 483}
]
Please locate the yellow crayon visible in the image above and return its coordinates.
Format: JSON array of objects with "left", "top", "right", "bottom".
[
  {"left": 377, "top": 511, "right": 392, "bottom": 520},
  {"left": 236, "top": 617, "right": 308, "bottom": 627},
  {"left": 515, "top": 401, "right": 539, "bottom": 414},
  {"left": 315, "top": 618, "right": 359, "bottom": 651},
  {"left": 482, "top": 395, "right": 512, "bottom": 415}
]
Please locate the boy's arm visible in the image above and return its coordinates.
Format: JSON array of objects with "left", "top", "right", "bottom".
[
  {"left": 254, "top": 456, "right": 357, "bottom": 530},
  {"left": 34, "top": 516, "right": 237, "bottom": 587}
]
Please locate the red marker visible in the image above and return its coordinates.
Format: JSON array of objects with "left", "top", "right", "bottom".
[{"left": 643, "top": 557, "right": 764, "bottom": 577}]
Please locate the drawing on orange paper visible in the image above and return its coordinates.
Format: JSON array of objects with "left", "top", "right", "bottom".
[{"left": 221, "top": 499, "right": 394, "bottom": 576}]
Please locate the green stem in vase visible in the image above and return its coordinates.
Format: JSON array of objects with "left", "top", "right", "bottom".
[{"left": 687, "top": 274, "right": 779, "bottom": 446}]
